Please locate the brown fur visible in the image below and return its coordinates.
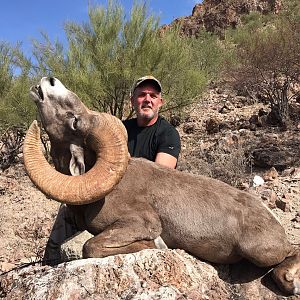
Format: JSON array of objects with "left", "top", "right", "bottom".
[{"left": 26, "top": 77, "right": 300, "bottom": 295}]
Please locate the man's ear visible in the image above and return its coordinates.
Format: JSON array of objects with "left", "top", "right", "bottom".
[
  {"left": 159, "top": 97, "right": 164, "bottom": 107},
  {"left": 69, "top": 143, "right": 85, "bottom": 176}
]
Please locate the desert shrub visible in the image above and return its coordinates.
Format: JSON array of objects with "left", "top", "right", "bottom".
[
  {"left": 178, "top": 141, "right": 252, "bottom": 187},
  {"left": 0, "top": 126, "right": 26, "bottom": 171},
  {"left": 30, "top": 1, "right": 218, "bottom": 119},
  {"left": 191, "top": 31, "right": 230, "bottom": 80},
  {"left": 0, "top": 42, "right": 16, "bottom": 128},
  {"left": 0, "top": 43, "right": 36, "bottom": 131},
  {"left": 0, "top": 44, "right": 36, "bottom": 170},
  {"left": 206, "top": 144, "right": 252, "bottom": 187},
  {"left": 226, "top": 8, "right": 300, "bottom": 126},
  {"left": 0, "top": 76, "right": 36, "bottom": 128},
  {"left": 282, "top": 0, "right": 300, "bottom": 21}
]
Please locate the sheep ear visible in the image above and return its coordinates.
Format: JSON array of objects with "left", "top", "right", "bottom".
[{"left": 69, "top": 143, "right": 85, "bottom": 176}]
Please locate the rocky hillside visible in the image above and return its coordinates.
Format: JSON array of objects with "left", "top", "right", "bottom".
[{"left": 161, "top": 0, "right": 282, "bottom": 36}]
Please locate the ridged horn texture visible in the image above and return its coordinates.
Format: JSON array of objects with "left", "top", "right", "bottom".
[{"left": 23, "top": 114, "right": 129, "bottom": 205}]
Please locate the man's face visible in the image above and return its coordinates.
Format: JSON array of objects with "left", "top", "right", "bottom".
[{"left": 131, "top": 83, "right": 163, "bottom": 122}]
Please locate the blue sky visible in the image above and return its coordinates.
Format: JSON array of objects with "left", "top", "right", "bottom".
[{"left": 0, "top": 0, "right": 198, "bottom": 58}]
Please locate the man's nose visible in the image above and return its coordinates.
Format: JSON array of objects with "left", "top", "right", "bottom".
[{"left": 144, "top": 93, "right": 151, "bottom": 101}]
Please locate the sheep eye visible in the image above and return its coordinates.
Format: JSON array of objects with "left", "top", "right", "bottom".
[{"left": 73, "top": 117, "right": 78, "bottom": 130}]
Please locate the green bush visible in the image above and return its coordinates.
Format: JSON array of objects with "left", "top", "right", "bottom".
[
  {"left": 30, "top": 1, "right": 225, "bottom": 119},
  {"left": 0, "top": 43, "right": 36, "bottom": 131},
  {"left": 225, "top": 10, "right": 300, "bottom": 126}
]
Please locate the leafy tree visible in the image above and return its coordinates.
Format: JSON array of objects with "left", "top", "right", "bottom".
[
  {"left": 0, "top": 43, "right": 14, "bottom": 100},
  {"left": 282, "top": 0, "right": 300, "bottom": 22},
  {"left": 0, "top": 43, "right": 36, "bottom": 130},
  {"left": 227, "top": 14, "right": 300, "bottom": 126},
  {"left": 31, "top": 1, "right": 220, "bottom": 119},
  {"left": 31, "top": 32, "right": 66, "bottom": 78},
  {"left": 191, "top": 31, "right": 231, "bottom": 80}
]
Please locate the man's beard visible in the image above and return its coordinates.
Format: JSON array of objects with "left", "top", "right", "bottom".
[{"left": 139, "top": 110, "right": 155, "bottom": 120}]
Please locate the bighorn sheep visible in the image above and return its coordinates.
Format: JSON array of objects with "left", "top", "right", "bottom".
[{"left": 23, "top": 77, "right": 300, "bottom": 295}]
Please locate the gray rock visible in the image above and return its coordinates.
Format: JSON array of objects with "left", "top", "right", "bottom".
[
  {"left": 0, "top": 249, "right": 289, "bottom": 300},
  {"left": 60, "top": 230, "right": 93, "bottom": 262}
]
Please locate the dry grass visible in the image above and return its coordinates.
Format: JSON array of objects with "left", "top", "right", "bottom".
[{"left": 178, "top": 142, "right": 252, "bottom": 187}]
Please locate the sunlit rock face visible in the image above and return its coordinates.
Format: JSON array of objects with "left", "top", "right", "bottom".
[{"left": 160, "top": 0, "right": 282, "bottom": 37}]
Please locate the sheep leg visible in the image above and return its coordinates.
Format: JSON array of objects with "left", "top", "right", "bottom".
[
  {"left": 83, "top": 215, "right": 162, "bottom": 258},
  {"left": 43, "top": 204, "right": 79, "bottom": 265},
  {"left": 83, "top": 238, "right": 157, "bottom": 258}
]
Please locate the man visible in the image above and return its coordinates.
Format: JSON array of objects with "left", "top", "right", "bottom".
[{"left": 123, "top": 76, "right": 180, "bottom": 169}]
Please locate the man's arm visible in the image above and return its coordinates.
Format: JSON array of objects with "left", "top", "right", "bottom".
[
  {"left": 155, "top": 121, "right": 180, "bottom": 169},
  {"left": 155, "top": 152, "right": 178, "bottom": 169}
]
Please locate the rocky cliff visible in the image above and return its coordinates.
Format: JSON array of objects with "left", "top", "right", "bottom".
[{"left": 161, "top": 0, "right": 282, "bottom": 37}]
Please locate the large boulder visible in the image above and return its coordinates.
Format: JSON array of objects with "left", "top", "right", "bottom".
[
  {"left": 60, "top": 230, "right": 94, "bottom": 262},
  {"left": 252, "top": 146, "right": 295, "bottom": 170},
  {"left": 0, "top": 249, "right": 293, "bottom": 300}
]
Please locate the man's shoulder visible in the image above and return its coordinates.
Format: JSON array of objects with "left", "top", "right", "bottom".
[
  {"left": 156, "top": 117, "right": 181, "bottom": 157},
  {"left": 157, "top": 117, "right": 179, "bottom": 134},
  {"left": 123, "top": 118, "right": 137, "bottom": 129}
]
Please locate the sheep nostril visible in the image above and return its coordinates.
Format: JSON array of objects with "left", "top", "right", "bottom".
[
  {"left": 49, "top": 77, "right": 55, "bottom": 87},
  {"left": 37, "top": 85, "right": 44, "bottom": 100}
]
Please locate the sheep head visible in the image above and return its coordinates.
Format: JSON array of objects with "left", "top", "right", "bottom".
[{"left": 23, "top": 77, "right": 129, "bottom": 205}]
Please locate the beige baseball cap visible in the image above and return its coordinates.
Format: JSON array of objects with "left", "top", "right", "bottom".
[{"left": 131, "top": 75, "right": 162, "bottom": 96}]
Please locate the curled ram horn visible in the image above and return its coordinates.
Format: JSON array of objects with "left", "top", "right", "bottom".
[{"left": 23, "top": 114, "right": 129, "bottom": 205}]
